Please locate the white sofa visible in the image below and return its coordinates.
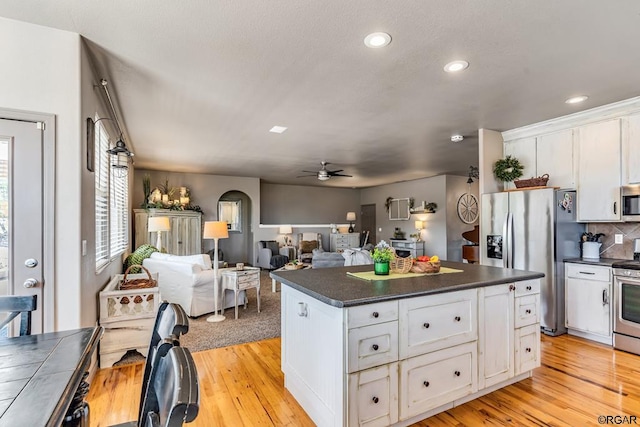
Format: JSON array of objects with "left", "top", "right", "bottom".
[{"left": 142, "top": 253, "right": 246, "bottom": 317}]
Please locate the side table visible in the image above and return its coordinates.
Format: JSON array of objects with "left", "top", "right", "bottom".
[
  {"left": 219, "top": 267, "right": 260, "bottom": 319},
  {"left": 280, "top": 246, "right": 296, "bottom": 261}
]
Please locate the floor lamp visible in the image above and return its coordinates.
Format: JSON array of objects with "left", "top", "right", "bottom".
[
  {"left": 204, "top": 221, "right": 229, "bottom": 323},
  {"left": 148, "top": 216, "right": 170, "bottom": 251}
]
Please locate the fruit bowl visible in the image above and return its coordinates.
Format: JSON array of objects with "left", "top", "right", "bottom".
[{"left": 411, "top": 260, "right": 441, "bottom": 274}]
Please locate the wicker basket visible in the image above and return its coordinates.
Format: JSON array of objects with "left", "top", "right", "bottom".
[
  {"left": 513, "top": 174, "right": 550, "bottom": 188},
  {"left": 119, "top": 265, "right": 157, "bottom": 290},
  {"left": 390, "top": 255, "right": 413, "bottom": 274},
  {"left": 411, "top": 260, "right": 441, "bottom": 274}
]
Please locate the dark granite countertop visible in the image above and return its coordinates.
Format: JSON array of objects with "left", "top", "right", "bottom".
[
  {"left": 270, "top": 261, "right": 544, "bottom": 308},
  {"left": 563, "top": 257, "right": 629, "bottom": 267}
]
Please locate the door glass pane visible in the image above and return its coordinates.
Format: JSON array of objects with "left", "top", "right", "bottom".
[
  {"left": 0, "top": 139, "right": 8, "bottom": 336},
  {"left": 622, "top": 283, "right": 640, "bottom": 324}
]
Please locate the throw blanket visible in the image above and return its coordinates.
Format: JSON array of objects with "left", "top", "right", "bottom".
[
  {"left": 342, "top": 249, "right": 373, "bottom": 266},
  {"left": 123, "top": 244, "right": 158, "bottom": 273}
]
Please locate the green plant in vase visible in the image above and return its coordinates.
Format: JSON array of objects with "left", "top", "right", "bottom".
[{"left": 372, "top": 240, "right": 394, "bottom": 275}]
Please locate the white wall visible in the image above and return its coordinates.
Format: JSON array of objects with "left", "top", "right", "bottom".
[
  {"left": 0, "top": 17, "right": 85, "bottom": 331},
  {"left": 445, "top": 175, "right": 480, "bottom": 261}
]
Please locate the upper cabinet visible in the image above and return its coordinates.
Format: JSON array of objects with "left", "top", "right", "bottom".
[
  {"left": 575, "top": 119, "right": 621, "bottom": 222},
  {"left": 536, "top": 129, "right": 575, "bottom": 189},
  {"left": 503, "top": 130, "right": 575, "bottom": 190},
  {"left": 622, "top": 113, "right": 640, "bottom": 185}
]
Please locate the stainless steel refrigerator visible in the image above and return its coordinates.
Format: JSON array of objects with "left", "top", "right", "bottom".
[{"left": 481, "top": 188, "right": 585, "bottom": 336}]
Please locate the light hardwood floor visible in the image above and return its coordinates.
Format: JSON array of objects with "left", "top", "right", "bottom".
[{"left": 87, "top": 334, "right": 640, "bottom": 426}]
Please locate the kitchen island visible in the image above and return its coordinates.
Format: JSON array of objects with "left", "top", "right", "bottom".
[{"left": 271, "top": 261, "right": 544, "bottom": 427}]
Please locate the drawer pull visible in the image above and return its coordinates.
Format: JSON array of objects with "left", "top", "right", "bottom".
[
  {"left": 526, "top": 286, "right": 532, "bottom": 291},
  {"left": 454, "top": 371, "right": 460, "bottom": 377},
  {"left": 372, "top": 396, "right": 379, "bottom": 404},
  {"left": 372, "top": 311, "right": 379, "bottom": 318},
  {"left": 526, "top": 347, "right": 532, "bottom": 353},
  {"left": 454, "top": 316, "right": 461, "bottom": 322},
  {"left": 509, "top": 284, "right": 515, "bottom": 291},
  {"left": 525, "top": 309, "right": 532, "bottom": 314},
  {"left": 423, "top": 381, "right": 430, "bottom": 387},
  {"left": 372, "top": 344, "right": 379, "bottom": 351},
  {"left": 579, "top": 271, "right": 595, "bottom": 275},
  {"left": 423, "top": 322, "right": 430, "bottom": 328}
]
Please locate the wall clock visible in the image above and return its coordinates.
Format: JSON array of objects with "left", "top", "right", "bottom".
[{"left": 457, "top": 193, "right": 479, "bottom": 224}]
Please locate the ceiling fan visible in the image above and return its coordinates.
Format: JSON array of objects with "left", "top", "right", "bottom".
[{"left": 297, "top": 161, "right": 352, "bottom": 181}]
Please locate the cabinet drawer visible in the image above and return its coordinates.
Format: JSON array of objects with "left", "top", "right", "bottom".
[
  {"left": 515, "top": 294, "right": 540, "bottom": 328},
  {"left": 566, "top": 263, "right": 611, "bottom": 281},
  {"left": 399, "top": 289, "right": 477, "bottom": 359},
  {"left": 348, "top": 363, "right": 399, "bottom": 427},
  {"left": 399, "top": 342, "right": 477, "bottom": 420},
  {"left": 514, "top": 280, "right": 540, "bottom": 297},
  {"left": 347, "top": 301, "right": 399, "bottom": 329},
  {"left": 347, "top": 322, "right": 398, "bottom": 373},
  {"left": 515, "top": 324, "right": 540, "bottom": 375}
]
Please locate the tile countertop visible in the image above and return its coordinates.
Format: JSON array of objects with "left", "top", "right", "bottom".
[
  {"left": 270, "top": 260, "right": 544, "bottom": 308},
  {"left": 564, "top": 257, "right": 630, "bottom": 267}
]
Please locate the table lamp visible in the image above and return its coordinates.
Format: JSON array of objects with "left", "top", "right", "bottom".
[
  {"left": 415, "top": 220, "right": 424, "bottom": 241},
  {"left": 148, "top": 216, "right": 170, "bottom": 251},
  {"left": 204, "top": 221, "right": 229, "bottom": 323},
  {"left": 346, "top": 212, "right": 356, "bottom": 233},
  {"left": 279, "top": 225, "right": 293, "bottom": 246}
]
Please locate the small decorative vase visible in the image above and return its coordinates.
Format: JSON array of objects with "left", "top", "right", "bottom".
[{"left": 374, "top": 261, "right": 390, "bottom": 275}]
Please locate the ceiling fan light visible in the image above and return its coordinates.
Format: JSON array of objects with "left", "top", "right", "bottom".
[{"left": 318, "top": 175, "right": 330, "bottom": 181}]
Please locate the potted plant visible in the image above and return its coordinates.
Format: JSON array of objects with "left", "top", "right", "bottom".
[{"left": 372, "top": 240, "right": 394, "bottom": 275}]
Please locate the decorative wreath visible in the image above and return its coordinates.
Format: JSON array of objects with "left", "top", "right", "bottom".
[{"left": 493, "top": 155, "right": 524, "bottom": 182}]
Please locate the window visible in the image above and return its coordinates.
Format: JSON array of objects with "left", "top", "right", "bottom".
[{"left": 95, "top": 118, "right": 129, "bottom": 271}]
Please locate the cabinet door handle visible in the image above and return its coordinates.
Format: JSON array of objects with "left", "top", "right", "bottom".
[
  {"left": 579, "top": 271, "right": 595, "bottom": 275},
  {"left": 526, "top": 285, "right": 532, "bottom": 291},
  {"left": 423, "top": 381, "right": 430, "bottom": 387},
  {"left": 614, "top": 201, "right": 617, "bottom": 215},
  {"left": 372, "top": 344, "right": 379, "bottom": 351},
  {"left": 454, "top": 316, "right": 461, "bottom": 322},
  {"left": 297, "top": 302, "right": 308, "bottom": 317},
  {"left": 372, "top": 311, "right": 379, "bottom": 318},
  {"left": 423, "top": 322, "right": 430, "bottom": 328},
  {"left": 603, "top": 289, "right": 609, "bottom": 306},
  {"left": 526, "top": 309, "right": 532, "bottom": 314},
  {"left": 509, "top": 284, "right": 515, "bottom": 291},
  {"left": 372, "top": 396, "right": 379, "bottom": 404},
  {"left": 454, "top": 371, "right": 460, "bottom": 377},
  {"left": 526, "top": 347, "right": 532, "bottom": 353}
]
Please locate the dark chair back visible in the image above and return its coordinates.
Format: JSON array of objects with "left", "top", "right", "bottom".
[
  {"left": 0, "top": 295, "right": 37, "bottom": 336},
  {"left": 137, "top": 302, "right": 189, "bottom": 426},
  {"left": 142, "top": 347, "right": 199, "bottom": 427}
]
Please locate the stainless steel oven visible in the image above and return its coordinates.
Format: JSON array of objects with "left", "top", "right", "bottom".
[
  {"left": 613, "top": 265, "right": 640, "bottom": 355},
  {"left": 622, "top": 185, "right": 640, "bottom": 222}
]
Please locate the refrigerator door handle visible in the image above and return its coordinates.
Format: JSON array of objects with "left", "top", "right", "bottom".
[
  {"left": 502, "top": 213, "right": 510, "bottom": 268},
  {"left": 506, "top": 212, "right": 514, "bottom": 269}
]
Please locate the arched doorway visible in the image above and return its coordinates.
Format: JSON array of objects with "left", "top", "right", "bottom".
[{"left": 217, "top": 191, "right": 252, "bottom": 265}]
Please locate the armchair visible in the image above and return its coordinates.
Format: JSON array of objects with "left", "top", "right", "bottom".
[
  {"left": 256, "top": 240, "right": 289, "bottom": 270},
  {"left": 142, "top": 253, "right": 245, "bottom": 317},
  {"left": 297, "top": 233, "right": 323, "bottom": 264}
]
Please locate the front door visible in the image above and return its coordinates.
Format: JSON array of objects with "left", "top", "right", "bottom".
[
  {"left": 360, "top": 204, "right": 376, "bottom": 246},
  {"left": 0, "top": 118, "right": 45, "bottom": 335}
]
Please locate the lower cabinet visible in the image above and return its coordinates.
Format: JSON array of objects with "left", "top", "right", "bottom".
[
  {"left": 348, "top": 363, "right": 399, "bottom": 427},
  {"left": 281, "top": 281, "right": 541, "bottom": 427}
]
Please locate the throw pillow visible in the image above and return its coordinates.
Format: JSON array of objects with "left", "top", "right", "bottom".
[
  {"left": 300, "top": 240, "right": 318, "bottom": 253},
  {"left": 124, "top": 244, "right": 158, "bottom": 273},
  {"left": 265, "top": 240, "right": 279, "bottom": 255}
]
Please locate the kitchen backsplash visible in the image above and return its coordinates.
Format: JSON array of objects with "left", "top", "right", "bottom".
[{"left": 587, "top": 223, "right": 640, "bottom": 259}]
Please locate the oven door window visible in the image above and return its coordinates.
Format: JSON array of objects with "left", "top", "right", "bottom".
[{"left": 622, "top": 284, "right": 640, "bottom": 324}]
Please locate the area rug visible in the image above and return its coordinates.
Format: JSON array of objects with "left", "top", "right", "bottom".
[{"left": 113, "top": 271, "right": 280, "bottom": 366}]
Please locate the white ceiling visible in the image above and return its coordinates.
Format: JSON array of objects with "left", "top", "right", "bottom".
[{"left": 2, "top": 1, "right": 640, "bottom": 187}]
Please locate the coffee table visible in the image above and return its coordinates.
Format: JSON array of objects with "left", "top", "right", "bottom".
[{"left": 271, "top": 264, "right": 311, "bottom": 292}]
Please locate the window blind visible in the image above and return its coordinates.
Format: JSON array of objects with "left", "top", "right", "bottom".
[
  {"left": 110, "top": 162, "right": 128, "bottom": 257},
  {"left": 95, "top": 120, "right": 110, "bottom": 270}
]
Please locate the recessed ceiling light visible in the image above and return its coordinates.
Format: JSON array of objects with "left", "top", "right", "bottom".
[
  {"left": 269, "top": 126, "right": 287, "bottom": 134},
  {"left": 364, "top": 32, "right": 392, "bottom": 48},
  {"left": 565, "top": 95, "right": 589, "bottom": 104},
  {"left": 443, "top": 60, "right": 469, "bottom": 73}
]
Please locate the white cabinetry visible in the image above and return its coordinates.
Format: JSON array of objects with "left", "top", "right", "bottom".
[
  {"left": 536, "top": 129, "right": 575, "bottom": 189},
  {"left": 575, "top": 119, "right": 621, "bottom": 221},
  {"left": 281, "top": 280, "right": 541, "bottom": 426},
  {"left": 390, "top": 240, "right": 425, "bottom": 258},
  {"left": 330, "top": 233, "right": 360, "bottom": 252},
  {"left": 504, "top": 137, "right": 536, "bottom": 190},
  {"left": 134, "top": 209, "right": 202, "bottom": 255},
  {"left": 623, "top": 113, "right": 640, "bottom": 185},
  {"left": 565, "top": 263, "right": 612, "bottom": 344}
]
